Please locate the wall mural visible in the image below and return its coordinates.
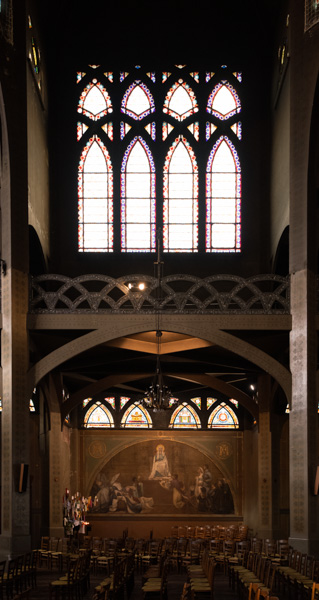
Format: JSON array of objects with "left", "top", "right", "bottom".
[{"left": 89, "top": 440, "right": 235, "bottom": 515}]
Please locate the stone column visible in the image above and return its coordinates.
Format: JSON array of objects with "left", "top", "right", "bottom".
[
  {"left": 257, "top": 374, "right": 273, "bottom": 539},
  {"left": 48, "top": 412, "right": 69, "bottom": 539}
]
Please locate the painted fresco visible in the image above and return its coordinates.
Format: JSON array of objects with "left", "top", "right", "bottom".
[{"left": 89, "top": 440, "right": 235, "bottom": 515}]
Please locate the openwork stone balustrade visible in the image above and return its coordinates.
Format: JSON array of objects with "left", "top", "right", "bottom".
[{"left": 29, "top": 273, "right": 290, "bottom": 314}]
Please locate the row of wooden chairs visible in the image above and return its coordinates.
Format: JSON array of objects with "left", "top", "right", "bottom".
[
  {"left": 187, "top": 550, "right": 216, "bottom": 600},
  {"left": 93, "top": 553, "right": 135, "bottom": 600},
  {"left": 276, "top": 548, "right": 319, "bottom": 600},
  {"left": 227, "top": 551, "right": 277, "bottom": 600},
  {"left": 171, "top": 524, "right": 248, "bottom": 541},
  {"left": 49, "top": 550, "right": 91, "bottom": 600},
  {"left": 0, "top": 552, "right": 36, "bottom": 600}
]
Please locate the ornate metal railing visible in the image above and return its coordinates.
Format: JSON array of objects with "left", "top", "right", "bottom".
[{"left": 29, "top": 273, "right": 290, "bottom": 315}]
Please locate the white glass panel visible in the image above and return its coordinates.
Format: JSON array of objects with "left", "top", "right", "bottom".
[
  {"left": 83, "top": 173, "right": 108, "bottom": 198},
  {"left": 126, "top": 198, "right": 151, "bottom": 222},
  {"left": 170, "top": 85, "right": 193, "bottom": 118},
  {"left": 211, "top": 173, "right": 236, "bottom": 198},
  {"left": 212, "top": 141, "right": 234, "bottom": 172},
  {"left": 127, "top": 141, "right": 150, "bottom": 172},
  {"left": 168, "top": 224, "right": 193, "bottom": 248},
  {"left": 83, "top": 224, "right": 109, "bottom": 248},
  {"left": 126, "top": 173, "right": 150, "bottom": 198},
  {"left": 83, "top": 198, "right": 108, "bottom": 222},
  {"left": 211, "top": 198, "right": 236, "bottom": 223},
  {"left": 170, "top": 142, "right": 192, "bottom": 173},
  {"left": 127, "top": 224, "right": 151, "bottom": 248},
  {"left": 211, "top": 223, "right": 235, "bottom": 247},
  {"left": 83, "top": 85, "right": 107, "bottom": 117},
  {"left": 169, "top": 173, "right": 193, "bottom": 198},
  {"left": 168, "top": 199, "right": 193, "bottom": 223},
  {"left": 213, "top": 85, "right": 236, "bottom": 116},
  {"left": 126, "top": 85, "right": 150, "bottom": 117},
  {"left": 84, "top": 142, "right": 107, "bottom": 172}
]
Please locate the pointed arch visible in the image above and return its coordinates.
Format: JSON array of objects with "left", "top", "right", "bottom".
[
  {"left": 208, "top": 401, "right": 239, "bottom": 429},
  {"left": 78, "top": 80, "right": 113, "bottom": 121},
  {"left": 163, "top": 136, "right": 198, "bottom": 252},
  {"left": 206, "top": 135, "right": 241, "bottom": 252},
  {"left": 121, "top": 81, "right": 155, "bottom": 120},
  {"left": 169, "top": 402, "right": 201, "bottom": 428},
  {"left": 121, "top": 136, "right": 156, "bottom": 251},
  {"left": 121, "top": 402, "right": 152, "bottom": 428},
  {"left": 163, "top": 80, "right": 198, "bottom": 121},
  {"left": 78, "top": 135, "right": 113, "bottom": 252},
  {"left": 84, "top": 401, "right": 114, "bottom": 428},
  {"left": 207, "top": 82, "right": 241, "bottom": 120}
]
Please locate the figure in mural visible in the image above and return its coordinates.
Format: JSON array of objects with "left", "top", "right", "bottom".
[
  {"left": 197, "top": 487, "right": 210, "bottom": 512},
  {"left": 210, "top": 478, "right": 234, "bottom": 513},
  {"left": 203, "top": 464, "right": 213, "bottom": 488},
  {"left": 149, "top": 444, "right": 171, "bottom": 479},
  {"left": 94, "top": 472, "right": 111, "bottom": 511},
  {"left": 194, "top": 466, "right": 204, "bottom": 498},
  {"left": 170, "top": 473, "right": 189, "bottom": 509}
]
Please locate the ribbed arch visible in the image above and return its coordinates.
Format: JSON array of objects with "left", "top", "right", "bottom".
[
  {"left": 206, "top": 135, "right": 241, "bottom": 252},
  {"left": 78, "top": 135, "right": 113, "bottom": 252},
  {"left": 121, "top": 81, "right": 155, "bottom": 120},
  {"left": 121, "top": 136, "right": 156, "bottom": 251},
  {"left": 163, "top": 136, "right": 198, "bottom": 252},
  {"left": 78, "top": 80, "right": 113, "bottom": 121},
  {"left": 169, "top": 402, "right": 201, "bottom": 429},
  {"left": 84, "top": 401, "right": 114, "bottom": 428}
]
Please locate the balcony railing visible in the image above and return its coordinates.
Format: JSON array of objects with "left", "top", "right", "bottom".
[{"left": 29, "top": 273, "right": 290, "bottom": 315}]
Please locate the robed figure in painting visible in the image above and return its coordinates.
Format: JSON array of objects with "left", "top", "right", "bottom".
[{"left": 149, "top": 444, "right": 171, "bottom": 479}]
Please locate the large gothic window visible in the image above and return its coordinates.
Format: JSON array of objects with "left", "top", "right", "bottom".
[{"left": 76, "top": 65, "right": 242, "bottom": 254}]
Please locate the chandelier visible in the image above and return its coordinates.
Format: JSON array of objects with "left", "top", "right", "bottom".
[{"left": 141, "top": 229, "right": 178, "bottom": 411}]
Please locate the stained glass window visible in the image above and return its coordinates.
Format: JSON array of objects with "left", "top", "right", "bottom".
[
  {"left": 207, "top": 82, "right": 241, "bottom": 121},
  {"left": 191, "top": 397, "right": 201, "bottom": 409},
  {"left": 207, "top": 402, "right": 239, "bottom": 429},
  {"left": 121, "top": 402, "right": 152, "bottom": 428},
  {"left": 121, "top": 136, "right": 156, "bottom": 251},
  {"left": 207, "top": 397, "right": 217, "bottom": 409},
  {"left": 121, "top": 81, "right": 155, "bottom": 120},
  {"left": 84, "top": 401, "right": 114, "bottom": 428},
  {"left": 83, "top": 398, "right": 92, "bottom": 407},
  {"left": 163, "top": 80, "right": 198, "bottom": 121},
  {"left": 78, "top": 135, "right": 113, "bottom": 252},
  {"left": 29, "top": 399, "right": 36, "bottom": 412},
  {"left": 169, "top": 402, "right": 201, "bottom": 429},
  {"left": 105, "top": 397, "right": 116, "bottom": 409},
  {"left": 78, "top": 80, "right": 113, "bottom": 121},
  {"left": 120, "top": 397, "right": 131, "bottom": 409},
  {"left": 206, "top": 136, "right": 241, "bottom": 252},
  {"left": 163, "top": 136, "right": 198, "bottom": 252}
]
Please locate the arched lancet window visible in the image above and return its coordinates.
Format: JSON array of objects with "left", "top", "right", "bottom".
[
  {"left": 78, "top": 135, "right": 113, "bottom": 252},
  {"left": 121, "top": 402, "right": 152, "bottom": 428},
  {"left": 84, "top": 401, "right": 114, "bottom": 428},
  {"left": 121, "top": 136, "right": 156, "bottom": 251},
  {"left": 206, "top": 135, "right": 241, "bottom": 252},
  {"left": 169, "top": 402, "right": 201, "bottom": 429},
  {"left": 207, "top": 81, "right": 241, "bottom": 121},
  {"left": 78, "top": 80, "right": 113, "bottom": 121},
  {"left": 163, "top": 136, "right": 198, "bottom": 252},
  {"left": 121, "top": 81, "right": 155, "bottom": 120},
  {"left": 207, "top": 402, "right": 239, "bottom": 429},
  {"left": 163, "top": 80, "right": 198, "bottom": 121}
]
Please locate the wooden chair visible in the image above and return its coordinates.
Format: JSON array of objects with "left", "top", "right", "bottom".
[
  {"left": 0, "top": 559, "right": 6, "bottom": 600},
  {"left": 49, "top": 557, "right": 78, "bottom": 600}
]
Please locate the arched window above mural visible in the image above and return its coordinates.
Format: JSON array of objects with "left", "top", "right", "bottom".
[
  {"left": 121, "top": 402, "right": 152, "bottom": 428},
  {"left": 207, "top": 401, "right": 239, "bottom": 429},
  {"left": 84, "top": 401, "right": 114, "bottom": 428},
  {"left": 169, "top": 402, "right": 201, "bottom": 429}
]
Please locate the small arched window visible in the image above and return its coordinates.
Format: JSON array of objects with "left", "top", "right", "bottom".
[
  {"left": 207, "top": 81, "right": 241, "bottom": 121},
  {"left": 121, "top": 136, "right": 156, "bottom": 251},
  {"left": 163, "top": 136, "right": 198, "bottom": 252},
  {"left": 78, "top": 80, "right": 113, "bottom": 121},
  {"left": 84, "top": 402, "right": 114, "bottom": 428},
  {"left": 163, "top": 80, "right": 198, "bottom": 121},
  {"left": 121, "top": 81, "right": 155, "bottom": 120},
  {"left": 78, "top": 135, "right": 113, "bottom": 252},
  {"left": 121, "top": 402, "right": 152, "bottom": 428},
  {"left": 207, "top": 402, "right": 239, "bottom": 429},
  {"left": 169, "top": 402, "right": 201, "bottom": 429},
  {"left": 206, "top": 135, "right": 241, "bottom": 252}
]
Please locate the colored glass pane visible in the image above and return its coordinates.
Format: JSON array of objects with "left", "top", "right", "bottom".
[
  {"left": 162, "top": 122, "right": 174, "bottom": 141},
  {"left": 163, "top": 80, "right": 198, "bottom": 121},
  {"left": 206, "top": 72, "right": 215, "bottom": 82},
  {"left": 120, "top": 122, "right": 132, "bottom": 140},
  {"left": 206, "top": 122, "right": 217, "bottom": 141},
  {"left": 206, "top": 136, "right": 241, "bottom": 252},
  {"left": 230, "top": 122, "right": 242, "bottom": 140},
  {"left": 77, "top": 122, "right": 88, "bottom": 141},
  {"left": 121, "top": 402, "right": 152, "bottom": 428},
  {"left": 0, "top": 397, "right": 2, "bottom": 412},
  {"left": 190, "top": 72, "right": 199, "bottom": 83},
  {"left": 77, "top": 72, "right": 86, "bottom": 83},
  {"left": 121, "top": 137, "right": 156, "bottom": 252},
  {"left": 78, "top": 80, "right": 113, "bottom": 121},
  {"left": 120, "top": 72, "right": 129, "bottom": 81},
  {"left": 233, "top": 72, "right": 242, "bottom": 82},
  {"left": 190, "top": 397, "right": 201, "bottom": 409},
  {"left": 104, "top": 72, "right": 113, "bottom": 82},
  {"left": 169, "top": 402, "right": 201, "bottom": 429},
  {"left": 207, "top": 82, "right": 241, "bottom": 120},
  {"left": 120, "top": 397, "right": 131, "bottom": 409},
  {"left": 145, "top": 122, "right": 156, "bottom": 141},
  {"left": 162, "top": 72, "right": 171, "bottom": 83},
  {"left": 146, "top": 72, "right": 156, "bottom": 82},
  {"left": 104, "top": 397, "right": 116, "bottom": 409},
  {"left": 101, "top": 122, "right": 113, "bottom": 140},
  {"left": 78, "top": 135, "right": 113, "bottom": 252},
  {"left": 29, "top": 398, "right": 35, "bottom": 412},
  {"left": 84, "top": 402, "right": 114, "bottom": 428},
  {"left": 187, "top": 122, "right": 199, "bottom": 141},
  {"left": 207, "top": 397, "right": 217, "bottom": 409},
  {"left": 229, "top": 398, "right": 239, "bottom": 408},
  {"left": 163, "top": 136, "right": 198, "bottom": 252},
  {"left": 83, "top": 398, "right": 92, "bottom": 407},
  {"left": 121, "top": 81, "right": 155, "bottom": 120},
  {"left": 208, "top": 402, "right": 239, "bottom": 429}
]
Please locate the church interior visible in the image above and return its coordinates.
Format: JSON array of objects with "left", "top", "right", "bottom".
[{"left": 0, "top": 0, "right": 318, "bottom": 561}]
